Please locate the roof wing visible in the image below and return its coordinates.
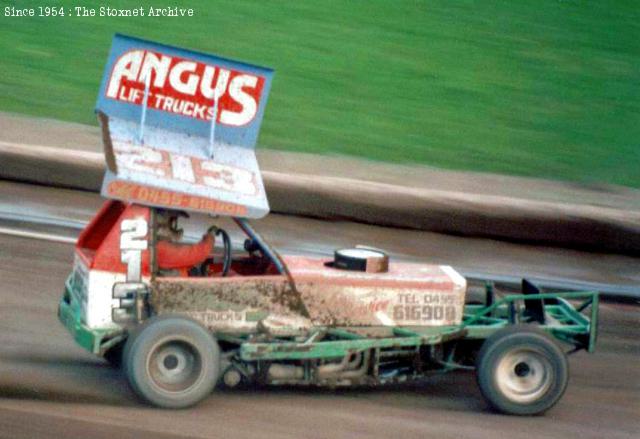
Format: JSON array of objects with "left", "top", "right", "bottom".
[{"left": 96, "top": 34, "right": 273, "bottom": 218}]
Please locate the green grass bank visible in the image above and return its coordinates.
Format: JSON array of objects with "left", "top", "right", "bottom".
[{"left": 1, "top": 0, "right": 638, "bottom": 187}]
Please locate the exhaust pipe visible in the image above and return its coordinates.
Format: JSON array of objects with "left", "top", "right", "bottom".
[
  {"left": 317, "top": 351, "right": 370, "bottom": 379},
  {"left": 267, "top": 364, "right": 304, "bottom": 380}
]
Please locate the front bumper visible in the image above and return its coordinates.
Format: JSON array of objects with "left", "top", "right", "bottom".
[{"left": 58, "top": 277, "right": 123, "bottom": 355}]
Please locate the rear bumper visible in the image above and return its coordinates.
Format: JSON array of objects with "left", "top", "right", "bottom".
[
  {"left": 462, "top": 290, "right": 599, "bottom": 353},
  {"left": 58, "top": 277, "right": 124, "bottom": 355}
]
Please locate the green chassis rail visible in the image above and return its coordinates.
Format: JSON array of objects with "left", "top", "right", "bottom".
[
  {"left": 238, "top": 291, "right": 599, "bottom": 363},
  {"left": 59, "top": 269, "right": 598, "bottom": 362}
]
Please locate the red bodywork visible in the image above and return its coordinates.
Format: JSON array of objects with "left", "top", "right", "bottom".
[
  {"left": 76, "top": 201, "right": 151, "bottom": 275},
  {"left": 77, "top": 200, "right": 216, "bottom": 276},
  {"left": 75, "top": 200, "right": 466, "bottom": 331}
]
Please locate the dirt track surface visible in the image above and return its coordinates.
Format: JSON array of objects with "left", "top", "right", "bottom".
[
  {"left": 0, "top": 113, "right": 638, "bottom": 437},
  {"left": 2, "top": 179, "right": 639, "bottom": 289},
  {"left": 0, "top": 231, "right": 639, "bottom": 438}
]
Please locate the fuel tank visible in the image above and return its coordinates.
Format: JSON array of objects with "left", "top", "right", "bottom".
[{"left": 284, "top": 256, "right": 467, "bottom": 327}]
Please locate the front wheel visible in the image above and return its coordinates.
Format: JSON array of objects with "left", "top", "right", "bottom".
[
  {"left": 476, "top": 325, "right": 568, "bottom": 415},
  {"left": 123, "top": 315, "right": 220, "bottom": 409}
]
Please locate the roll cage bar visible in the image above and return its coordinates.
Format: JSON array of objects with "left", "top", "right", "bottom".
[{"left": 233, "top": 217, "right": 287, "bottom": 275}]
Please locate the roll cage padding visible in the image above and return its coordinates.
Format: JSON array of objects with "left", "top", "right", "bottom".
[{"left": 156, "top": 233, "right": 214, "bottom": 270}]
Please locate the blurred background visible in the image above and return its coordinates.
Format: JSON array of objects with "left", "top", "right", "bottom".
[{"left": 1, "top": 0, "right": 638, "bottom": 187}]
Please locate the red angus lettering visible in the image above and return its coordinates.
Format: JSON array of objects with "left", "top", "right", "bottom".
[{"left": 106, "top": 50, "right": 264, "bottom": 126}]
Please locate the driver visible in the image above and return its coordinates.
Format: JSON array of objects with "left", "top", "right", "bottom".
[{"left": 156, "top": 209, "right": 215, "bottom": 276}]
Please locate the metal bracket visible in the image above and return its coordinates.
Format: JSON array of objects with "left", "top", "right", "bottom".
[
  {"left": 138, "top": 73, "right": 151, "bottom": 145},
  {"left": 208, "top": 96, "right": 219, "bottom": 158}
]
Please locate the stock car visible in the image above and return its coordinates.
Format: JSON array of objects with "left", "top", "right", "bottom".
[{"left": 58, "top": 34, "right": 599, "bottom": 414}]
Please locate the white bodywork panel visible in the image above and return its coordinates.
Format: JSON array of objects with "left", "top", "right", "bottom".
[{"left": 101, "top": 116, "right": 269, "bottom": 218}]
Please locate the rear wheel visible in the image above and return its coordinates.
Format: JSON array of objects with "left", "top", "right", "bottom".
[
  {"left": 123, "top": 315, "right": 220, "bottom": 408},
  {"left": 476, "top": 325, "right": 568, "bottom": 415}
]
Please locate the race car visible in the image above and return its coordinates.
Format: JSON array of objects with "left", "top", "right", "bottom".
[{"left": 58, "top": 35, "right": 599, "bottom": 415}]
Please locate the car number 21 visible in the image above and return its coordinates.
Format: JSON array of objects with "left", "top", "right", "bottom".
[{"left": 120, "top": 218, "right": 148, "bottom": 281}]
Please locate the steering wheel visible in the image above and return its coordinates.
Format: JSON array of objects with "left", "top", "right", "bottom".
[
  {"left": 216, "top": 228, "right": 232, "bottom": 277},
  {"left": 199, "top": 227, "right": 232, "bottom": 277}
]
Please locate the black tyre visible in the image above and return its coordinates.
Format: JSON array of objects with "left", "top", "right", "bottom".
[
  {"left": 476, "top": 325, "right": 568, "bottom": 415},
  {"left": 123, "top": 315, "right": 220, "bottom": 409}
]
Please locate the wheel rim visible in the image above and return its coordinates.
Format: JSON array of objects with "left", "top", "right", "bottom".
[
  {"left": 495, "top": 347, "right": 553, "bottom": 404},
  {"left": 146, "top": 337, "right": 203, "bottom": 394}
]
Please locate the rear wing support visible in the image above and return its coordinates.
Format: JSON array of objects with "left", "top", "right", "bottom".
[{"left": 138, "top": 73, "right": 151, "bottom": 144}]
